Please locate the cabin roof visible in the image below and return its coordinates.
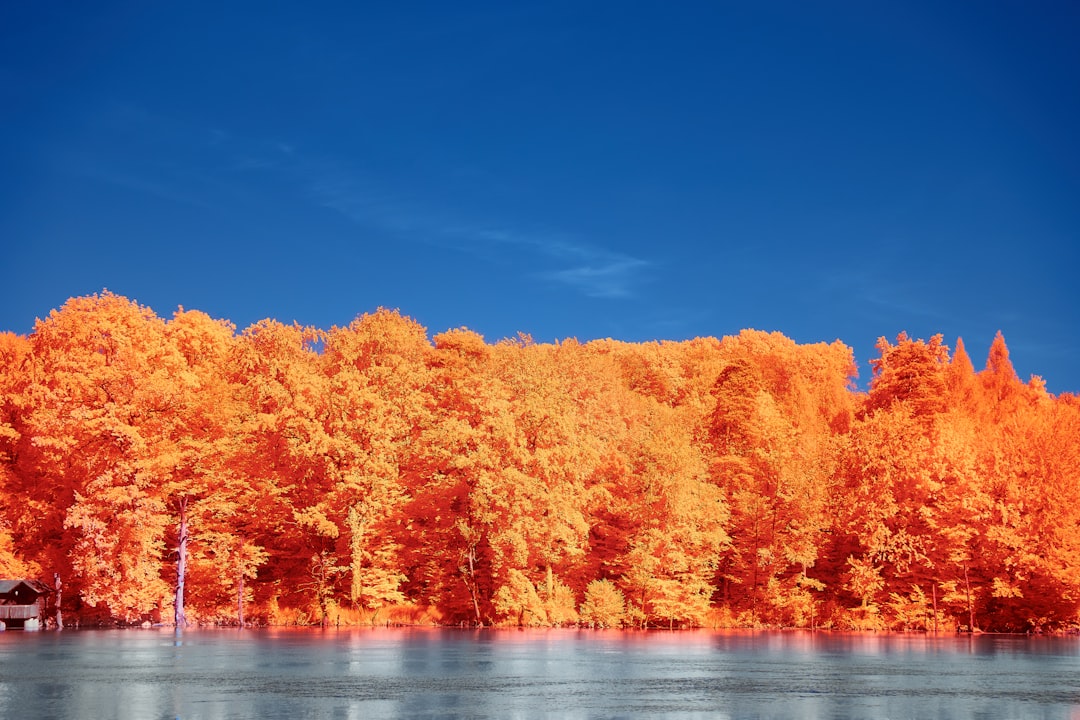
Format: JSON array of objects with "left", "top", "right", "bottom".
[{"left": 0, "top": 579, "right": 51, "bottom": 595}]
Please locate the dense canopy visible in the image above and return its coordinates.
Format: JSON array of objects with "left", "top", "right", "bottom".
[{"left": 1, "top": 292, "right": 1076, "bottom": 632}]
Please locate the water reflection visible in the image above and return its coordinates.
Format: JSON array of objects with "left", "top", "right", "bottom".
[{"left": 0, "top": 628, "right": 1078, "bottom": 719}]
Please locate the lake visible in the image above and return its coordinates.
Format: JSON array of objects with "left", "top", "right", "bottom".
[{"left": 0, "top": 628, "right": 1077, "bottom": 719}]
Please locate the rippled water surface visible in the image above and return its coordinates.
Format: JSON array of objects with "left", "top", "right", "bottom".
[{"left": 1, "top": 628, "right": 1078, "bottom": 719}]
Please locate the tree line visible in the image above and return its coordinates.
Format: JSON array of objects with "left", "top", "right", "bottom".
[{"left": 1, "top": 291, "right": 1077, "bottom": 632}]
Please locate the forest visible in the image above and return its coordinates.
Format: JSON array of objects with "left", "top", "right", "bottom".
[{"left": 1, "top": 291, "right": 1078, "bottom": 633}]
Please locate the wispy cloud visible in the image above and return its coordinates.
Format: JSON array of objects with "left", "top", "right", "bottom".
[
  {"left": 861, "top": 285, "right": 948, "bottom": 320},
  {"left": 820, "top": 268, "right": 950, "bottom": 323},
  {"left": 544, "top": 259, "right": 649, "bottom": 298},
  {"left": 68, "top": 163, "right": 214, "bottom": 209},
  {"left": 298, "top": 159, "right": 651, "bottom": 299},
  {"left": 307, "top": 172, "right": 423, "bottom": 236},
  {"left": 527, "top": 242, "right": 649, "bottom": 299},
  {"left": 55, "top": 105, "right": 281, "bottom": 209},
  {"left": 73, "top": 106, "right": 652, "bottom": 300}
]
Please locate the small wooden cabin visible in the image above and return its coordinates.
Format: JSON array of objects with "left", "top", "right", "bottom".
[{"left": 0, "top": 579, "right": 51, "bottom": 629}]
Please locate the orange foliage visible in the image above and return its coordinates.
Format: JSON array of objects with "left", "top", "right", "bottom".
[{"left": 1, "top": 294, "right": 1077, "bottom": 632}]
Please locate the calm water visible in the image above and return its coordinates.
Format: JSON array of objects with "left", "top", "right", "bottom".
[{"left": 0, "top": 628, "right": 1078, "bottom": 719}]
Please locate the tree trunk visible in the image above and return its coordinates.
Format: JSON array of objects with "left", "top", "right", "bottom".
[
  {"left": 963, "top": 563, "right": 974, "bottom": 632},
  {"left": 465, "top": 544, "right": 482, "bottom": 625},
  {"left": 175, "top": 497, "right": 189, "bottom": 629},
  {"left": 931, "top": 582, "right": 938, "bottom": 633},
  {"left": 319, "top": 565, "right": 329, "bottom": 629},
  {"left": 237, "top": 571, "right": 245, "bottom": 628},
  {"left": 54, "top": 573, "right": 63, "bottom": 630}
]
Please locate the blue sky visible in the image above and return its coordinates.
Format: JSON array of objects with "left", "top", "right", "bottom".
[{"left": 2, "top": 2, "right": 1078, "bottom": 392}]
